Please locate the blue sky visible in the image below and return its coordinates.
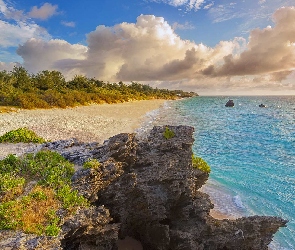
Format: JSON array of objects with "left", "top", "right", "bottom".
[{"left": 0, "top": 0, "right": 294, "bottom": 95}]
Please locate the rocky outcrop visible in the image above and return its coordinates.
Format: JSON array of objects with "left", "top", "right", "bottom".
[
  {"left": 0, "top": 126, "right": 287, "bottom": 250},
  {"left": 61, "top": 206, "right": 119, "bottom": 250}
]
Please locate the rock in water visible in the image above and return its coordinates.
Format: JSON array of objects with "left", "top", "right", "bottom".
[{"left": 0, "top": 125, "right": 287, "bottom": 250}]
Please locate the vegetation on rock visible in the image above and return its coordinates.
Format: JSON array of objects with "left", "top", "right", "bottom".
[
  {"left": 0, "top": 66, "right": 197, "bottom": 109},
  {"left": 0, "top": 127, "right": 46, "bottom": 143},
  {"left": 0, "top": 151, "right": 89, "bottom": 236},
  {"left": 83, "top": 158, "right": 101, "bottom": 170},
  {"left": 163, "top": 127, "right": 175, "bottom": 139},
  {"left": 192, "top": 154, "right": 211, "bottom": 173}
]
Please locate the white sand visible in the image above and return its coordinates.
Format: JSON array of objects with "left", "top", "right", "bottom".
[
  {"left": 0, "top": 100, "right": 165, "bottom": 159},
  {"left": 0, "top": 100, "right": 165, "bottom": 143}
]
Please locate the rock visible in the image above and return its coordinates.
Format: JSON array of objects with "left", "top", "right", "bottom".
[
  {"left": 92, "top": 125, "right": 287, "bottom": 250},
  {"left": 0, "top": 230, "right": 61, "bottom": 250},
  {"left": 225, "top": 99, "right": 234, "bottom": 107},
  {"left": 42, "top": 139, "right": 101, "bottom": 167},
  {"left": 0, "top": 125, "right": 287, "bottom": 250},
  {"left": 61, "top": 206, "right": 119, "bottom": 250}
]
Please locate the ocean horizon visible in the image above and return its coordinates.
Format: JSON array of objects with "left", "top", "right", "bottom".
[{"left": 139, "top": 96, "right": 295, "bottom": 250}]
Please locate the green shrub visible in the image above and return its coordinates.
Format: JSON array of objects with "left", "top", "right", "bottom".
[
  {"left": 192, "top": 154, "right": 211, "bottom": 173},
  {"left": 56, "top": 184, "right": 89, "bottom": 209},
  {"left": 0, "top": 173, "right": 25, "bottom": 193},
  {"left": 163, "top": 127, "right": 175, "bottom": 139},
  {"left": 0, "top": 151, "right": 89, "bottom": 236},
  {"left": 0, "top": 128, "right": 46, "bottom": 143},
  {"left": 83, "top": 158, "right": 101, "bottom": 170}
]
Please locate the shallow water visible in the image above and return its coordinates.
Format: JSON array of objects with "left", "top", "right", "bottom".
[{"left": 141, "top": 96, "right": 295, "bottom": 250}]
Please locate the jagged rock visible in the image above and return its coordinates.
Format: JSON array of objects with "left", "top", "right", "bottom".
[
  {"left": 90, "top": 125, "right": 287, "bottom": 250},
  {"left": 42, "top": 138, "right": 102, "bottom": 166},
  {"left": 61, "top": 206, "right": 119, "bottom": 250},
  {"left": 0, "top": 230, "right": 61, "bottom": 250},
  {"left": 0, "top": 125, "right": 287, "bottom": 250},
  {"left": 0, "top": 206, "right": 118, "bottom": 250},
  {"left": 71, "top": 160, "right": 124, "bottom": 203}
]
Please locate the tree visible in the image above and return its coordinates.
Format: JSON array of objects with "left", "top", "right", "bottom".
[{"left": 11, "top": 66, "right": 32, "bottom": 91}]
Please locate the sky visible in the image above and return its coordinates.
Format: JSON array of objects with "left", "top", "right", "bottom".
[{"left": 0, "top": 0, "right": 295, "bottom": 95}]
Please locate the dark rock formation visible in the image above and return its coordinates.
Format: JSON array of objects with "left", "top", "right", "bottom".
[
  {"left": 0, "top": 126, "right": 287, "bottom": 250},
  {"left": 61, "top": 206, "right": 119, "bottom": 250},
  {"left": 225, "top": 100, "right": 234, "bottom": 107}
]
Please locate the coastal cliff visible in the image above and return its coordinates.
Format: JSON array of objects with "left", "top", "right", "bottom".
[{"left": 0, "top": 126, "right": 287, "bottom": 249}]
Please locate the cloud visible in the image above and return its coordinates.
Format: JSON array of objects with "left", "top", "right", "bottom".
[
  {"left": 204, "top": 2, "right": 214, "bottom": 10},
  {"left": 0, "top": 0, "right": 26, "bottom": 20},
  {"left": 15, "top": 14, "right": 239, "bottom": 82},
  {"left": 203, "top": 7, "right": 295, "bottom": 78},
  {"left": 17, "top": 38, "right": 87, "bottom": 77},
  {"left": 150, "top": 0, "right": 207, "bottom": 11},
  {"left": 13, "top": 9, "right": 295, "bottom": 94},
  {"left": 28, "top": 3, "right": 58, "bottom": 20},
  {"left": 172, "top": 21, "right": 195, "bottom": 30},
  {"left": 0, "top": 20, "right": 51, "bottom": 48},
  {"left": 0, "top": 1, "right": 51, "bottom": 48},
  {"left": 0, "top": 62, "right": 18, "bottom": 71},
  {"left": 61, "top": 21, "right": 75, "bottom": 27}
]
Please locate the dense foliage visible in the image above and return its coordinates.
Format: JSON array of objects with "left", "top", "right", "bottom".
[
  {"left": 0, "top": 67, "right": 197, "bottom": 109},
  {"left": 192, "top": 154, "right": 211, "bottom": 173},
  {"left": 0, "top": 127, "right": 46, "bottom": 143},
  {"left": 0, "top": 151, "right": 88, "bottom": 236}
]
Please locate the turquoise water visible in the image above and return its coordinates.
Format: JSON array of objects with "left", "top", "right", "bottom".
[{"left": 144, "top": 96, "right": 295, "bottom": 249}]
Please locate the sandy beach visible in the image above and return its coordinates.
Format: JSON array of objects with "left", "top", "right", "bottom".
[
  {"left": 0, "top": 100, "right": 166, "bottom": 143},
  {"left": 0, "top": 99, "right": 166, "bottom": 161}
]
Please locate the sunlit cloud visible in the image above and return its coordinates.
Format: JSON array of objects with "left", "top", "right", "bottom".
[
  {"left": 5, "top": 6, "right": 295, "bottom": 94},
  {"left": 28, "top": 3, "right": 58, "bottom": 20},
  {"left": 203, "top": 7, "right": 295, "bottom": 80}
]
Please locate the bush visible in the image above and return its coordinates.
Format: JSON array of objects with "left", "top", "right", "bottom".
[
  {"left": 192, "top": 154, "right": 211, "bottom": 173},
  {"left": 0, "top": 151, "right": 89, "bottom": 236},
  {"left": 0, "top": 127, "right": 46, "bottom": 143}
]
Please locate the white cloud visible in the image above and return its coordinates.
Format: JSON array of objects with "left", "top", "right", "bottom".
[
  {"left": 0, "top": 1, "right": 51, "bottom": 48},
  {"left": 150, "top": 0, "right": 206, "bottom": 11},
  {"left": 28, "top": 3, "right": 58, "bottom": 20},
  {"left": 0, "top": 0, "right": 26, "bottom": 20},
  {"left": 61, "top": 21, "right": 75, "bottom": 27},
  {"left": 0, "top": 20, "right": 51, "bottom": 47},
  {"left": 204, "top": 2, "right": 214, "bottom": 10},
  {"left": 209, "top": 0, "right": 293, "bottom": 25},
  {"left": 172, "top": 21, "right": 195, "bottom": 30}
]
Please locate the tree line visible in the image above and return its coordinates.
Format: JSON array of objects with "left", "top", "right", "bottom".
[{"left": 0, "top": 67, "right": 197, "bottom": 109}]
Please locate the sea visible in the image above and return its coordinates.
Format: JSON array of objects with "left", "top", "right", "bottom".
[{"left": 138, "top": 96, "right": 295, "bottom": 250}]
